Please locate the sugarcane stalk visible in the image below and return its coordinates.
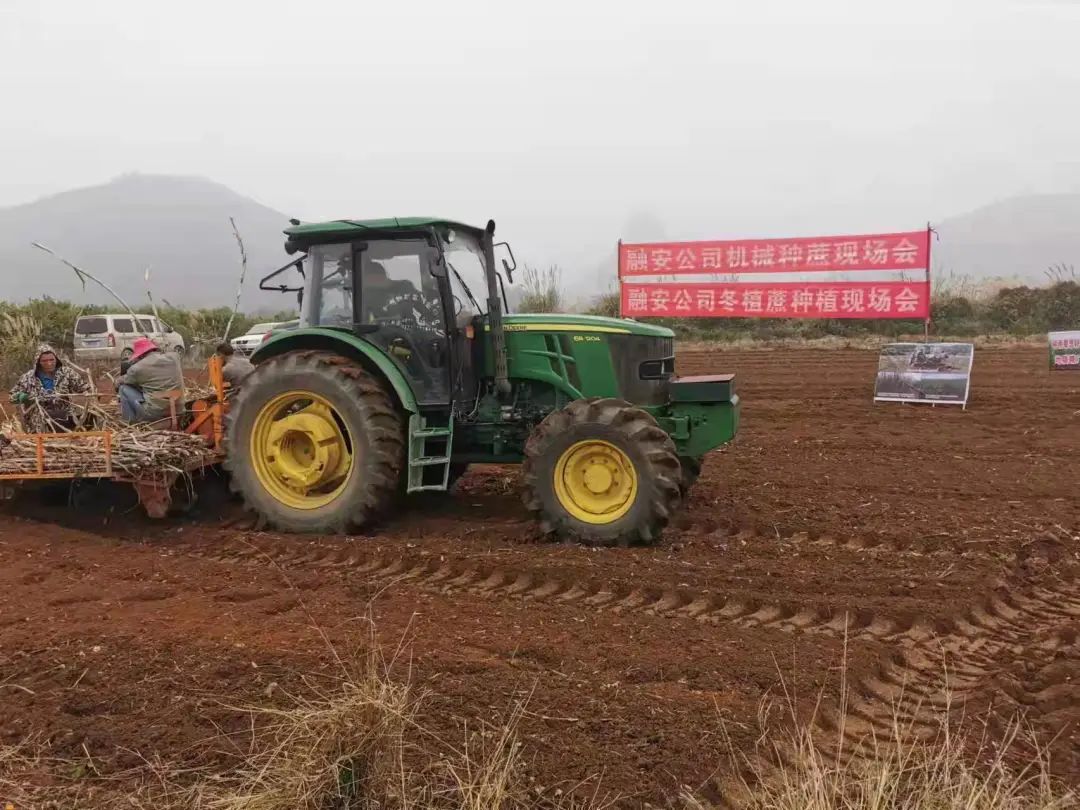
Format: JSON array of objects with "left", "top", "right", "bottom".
[
  {"left": 144, "top": 266, "right": 166, "bottom": 340},
  {"left": 0, "top": 428, "right": 214, "bottom": 476},
  {"left": 222, "top": 217, "right": 248, "bottom": 342},
  {"left": 31, "top": 243, "right": 146, "bottom": 330}
]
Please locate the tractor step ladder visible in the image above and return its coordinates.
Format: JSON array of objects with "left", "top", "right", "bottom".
[{"left": 406, "top": 413, "right": 453, "bottom": 493}]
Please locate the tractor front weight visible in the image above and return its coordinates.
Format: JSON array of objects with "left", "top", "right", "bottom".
[{"left": 655, "top": 374, "right": 740, "bottom": 460}]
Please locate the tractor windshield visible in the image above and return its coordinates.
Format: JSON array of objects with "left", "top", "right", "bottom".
[{"left": 441, "top": 234, "right": 488, "bottom": 318}]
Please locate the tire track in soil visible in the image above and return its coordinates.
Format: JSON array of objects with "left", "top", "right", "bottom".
[
  {"left": 696, "top": 569, "right": 1080, "bottom": 807},
  {"left": 178, "top": 535, "right": 940, "bottom": 646},
  {"left": 730, "top": 528, "right": 1017, "bottom": 562},
  {"left": 178, "top": 533, "right": 1077, "bottom": 808}
]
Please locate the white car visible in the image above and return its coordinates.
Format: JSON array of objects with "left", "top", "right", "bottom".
[
  {"left": 231, "top": 322, "right": 284, "bottom": 355},
  {"left": 74, "top": 314, "right": 186, "bottom": 362}
]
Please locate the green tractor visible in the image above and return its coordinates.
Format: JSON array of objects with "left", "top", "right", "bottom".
[{"left": 225, "top": 217, "right": 738, "bottom": 546}]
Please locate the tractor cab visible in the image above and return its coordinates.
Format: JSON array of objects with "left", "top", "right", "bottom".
[{"left": 261, "top": 218, "right": 511, "bottom": 408}]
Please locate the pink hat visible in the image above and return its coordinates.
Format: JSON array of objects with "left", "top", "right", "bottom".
[{"left": 130, "top": 337, "right": 159, "bottom": 361}]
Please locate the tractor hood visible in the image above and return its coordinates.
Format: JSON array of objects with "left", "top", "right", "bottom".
[{"left": 502, "top": 313, "right": 673, "bottom": 338}]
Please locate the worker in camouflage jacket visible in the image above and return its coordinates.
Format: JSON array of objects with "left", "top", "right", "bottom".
[{"left": 8, "top": 343, "right": 90, "bottom": 432}]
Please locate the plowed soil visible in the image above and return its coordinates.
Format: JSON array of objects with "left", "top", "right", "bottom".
[{"left": 1, "top": 345, "right": 1078, "bottom": 807}]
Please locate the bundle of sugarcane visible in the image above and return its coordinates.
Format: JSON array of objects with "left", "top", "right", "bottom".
[
  {"left": 0, "top": 428, "right": 215, "bottom": 477},
  {"left": 184, "top": 380, "right": 218, "bottom": 402}
]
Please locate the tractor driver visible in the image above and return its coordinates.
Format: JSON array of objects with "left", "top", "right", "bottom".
[
  {"left": 363, "top": 259, "right": 444, "bottom": 376},
  {"left": 363, "top": 260, "right": 440, "bottom": 326}
]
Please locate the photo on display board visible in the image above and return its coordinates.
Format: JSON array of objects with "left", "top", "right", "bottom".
[{"left": 873, "top": 342, "right": 975, "bottom": 407}]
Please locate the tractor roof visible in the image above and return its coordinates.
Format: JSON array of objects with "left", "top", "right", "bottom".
[{"left": 284, "top": 217, "right": 483, "bottom": 241}]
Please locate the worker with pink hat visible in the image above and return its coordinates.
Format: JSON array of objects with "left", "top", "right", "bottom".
[{"left": 116, "top": 336, "right": 184, "bottom": 424}]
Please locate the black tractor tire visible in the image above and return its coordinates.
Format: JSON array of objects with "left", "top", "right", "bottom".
[
  {"left": 522, "top": 397, "right": 683, "bottom": 547},
  {"left": 679, "top": 456, "right": 702, "bottom": 498},
  {"left": 447, "top": 462, "right": 470, "bottom": 491},
  {"left": 224, "top": 350, "right": 405, "bottom": 533}
]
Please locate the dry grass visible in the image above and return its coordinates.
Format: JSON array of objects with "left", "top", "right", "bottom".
[
  {"left": 518, "top": 265, "right": 565, "bottom": 314},
  {"left": 4, "top": 628, "right": 1073, "bottom": 810},
  {"left": 679, "top": 643, "right": 1077, "bottom": 810},
  {"left": 0, "top": 311, "right": 42, "bottom": 384},
  {"left": 0, "top": 738, "right": 204, "bottom": 809},
  {"left": 930, "top": 270, "right": 1025, "bottom": 304},
  {"left": 681, "top": 714, "right": 1075, "bottom": 809},
  {"left": 205, "top": 652, "right": 414, "bottom": 810},
  {"left": 206, "top": 662, "right": 606, "bottom": 810},
  {"left": 0, "top": 642, "right": 607, "bottom": 810}
]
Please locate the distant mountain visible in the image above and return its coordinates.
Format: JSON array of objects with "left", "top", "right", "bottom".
[
  {"left": 934, "top": 194, "right": 1080, "bottom": 283},
  {"left": 5, "top": 177, "right": 1077, "bottom": 318},
  {"left": 0, "top": 173, "right": 296, "bottom": 311}
]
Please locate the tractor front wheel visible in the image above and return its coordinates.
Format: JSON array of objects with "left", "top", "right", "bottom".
[
  {"left": 224, "top": 351, "right": 405, "bottom": 533},
  {"left": 522, "top": 398, "right": 683, "bottom": 547}
]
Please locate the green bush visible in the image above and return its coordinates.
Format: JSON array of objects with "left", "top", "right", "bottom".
[
  {"left": 932, "top": 295, "right": 974, "bottom": 321},
  {"left": 985, "top": 286, "right": 1044, "bottom": 330},
  {"left": 157, "top": 305, "right": 258, "bottom": 350},
  {"left": 0, "top": 297, "right": 107, "bottom": 351},
  {"left": 0, "top": 299, "right": 296, "bottom": 362},
  {"left": 1037, "top": 281, "right": 1080, "bottom": 330}
]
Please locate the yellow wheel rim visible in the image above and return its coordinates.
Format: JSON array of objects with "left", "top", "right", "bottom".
[
  {"left": 553, "top": 440, "right": 638, "bottom": 525},
  {"left": 250, "top": 391, "right": 353, "bottom": 510}
]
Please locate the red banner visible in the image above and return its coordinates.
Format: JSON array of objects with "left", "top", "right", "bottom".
[
  {"left": 620, "top": 281, "right": 929, "bottom": 319},
  {"left": 619, "top": 231, "right": 929, "bottom": 276}
]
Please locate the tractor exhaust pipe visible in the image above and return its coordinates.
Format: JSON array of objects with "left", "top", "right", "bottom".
[{"left": 482, "top": 219, "right": 511, "bottom": 395}]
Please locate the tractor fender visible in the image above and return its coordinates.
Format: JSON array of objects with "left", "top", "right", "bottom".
[{"left": 251, "top": 328, "right": 418, "bottom": 413}]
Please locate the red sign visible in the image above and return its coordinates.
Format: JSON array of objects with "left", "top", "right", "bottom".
[
  {"left": 619, "top": 231, "right": 929, "bottom": 276},
  {"left": 620, "top": 281, "right": 929, "bottom": 319}
]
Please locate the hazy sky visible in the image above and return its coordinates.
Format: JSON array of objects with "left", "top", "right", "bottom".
[{"left": 3, "top": 0, "right": 1079, "bottom": 291}]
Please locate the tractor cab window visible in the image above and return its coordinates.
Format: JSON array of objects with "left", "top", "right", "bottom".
[
  {"left": 308, "top": 244, "right": 354, "bottom": 328},
  {"left": 359, "top": 241, "right": 442, "bottom": 330}
]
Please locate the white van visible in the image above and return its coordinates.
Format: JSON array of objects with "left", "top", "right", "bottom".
[
  {"left": 230, "top": 321, "right": 282, "bottom": 355},
  {"left": 73, "top": 314, "right": 186, "bottom": 362}
]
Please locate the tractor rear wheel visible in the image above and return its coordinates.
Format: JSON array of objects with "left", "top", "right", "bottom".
[
  {"left": 224, "top": 351, "right": 405, "bottom": 533},
  {"left": 522, "top": 398, "right": 683, "bottom": 547}
]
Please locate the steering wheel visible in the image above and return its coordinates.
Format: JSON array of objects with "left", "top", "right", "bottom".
[{"left": 371, "top": 322, "right": 436, "bottom": 380}]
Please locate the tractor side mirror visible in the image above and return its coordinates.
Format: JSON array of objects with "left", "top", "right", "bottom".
[{"left": 495, "top": 241, "right": 517, "bottom": 282}]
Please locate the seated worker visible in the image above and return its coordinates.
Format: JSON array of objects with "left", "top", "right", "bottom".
[
  {"left": 215, "top": 342, "right": 255, "bottom": 393},
  {"left": 117, "top": 337, "right": 184, "bottom": 425},
  {"left": 8, "top": 343, "right": 90, "bottom": 432}
]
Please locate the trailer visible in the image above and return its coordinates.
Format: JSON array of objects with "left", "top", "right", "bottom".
[{"left": 0, "top": 356, "right": 228, "bottom": 518}]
